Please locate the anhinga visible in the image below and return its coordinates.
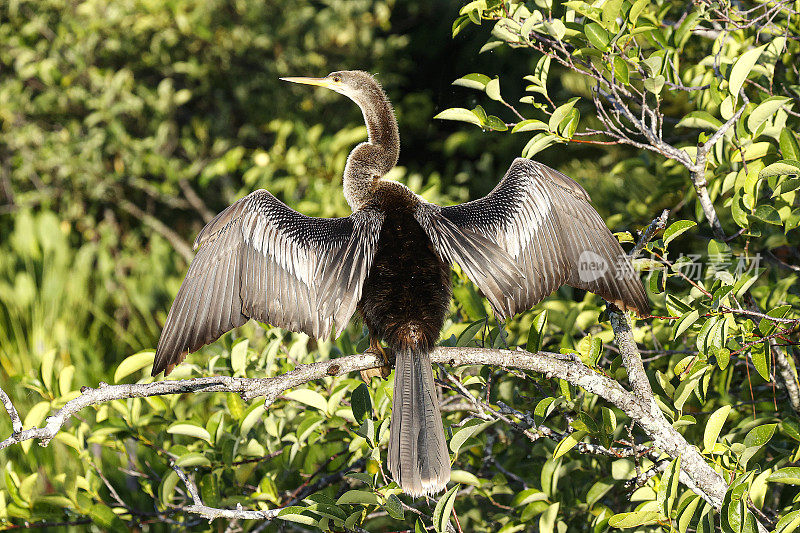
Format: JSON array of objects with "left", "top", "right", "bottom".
[{"left": 153, "top": 70, "right": 649, "bottom": 498}]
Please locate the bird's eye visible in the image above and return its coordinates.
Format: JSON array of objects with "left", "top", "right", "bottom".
[{"left": 332, "top": 74, "right": 342, "bottom": 83}]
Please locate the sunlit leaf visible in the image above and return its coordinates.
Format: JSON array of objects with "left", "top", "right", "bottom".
[
  {"left": 433, "top": 108, "right": 483, "bottom": 127},
  {"left": 433, "top": 484, "right": 460, "bottom": 533},
  {"left": 114, "top": 351, "right": 155, "bottom": 383},
  {"left": 703, "top": 405, "right": 731, "bottom": 453},
  {"left": 729, "top": 44, "right": 767, "bottom": 97}
]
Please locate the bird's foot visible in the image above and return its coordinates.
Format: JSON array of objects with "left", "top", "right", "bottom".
[{"left": 360, "top": 340, "right": 392, "bottom": 381}]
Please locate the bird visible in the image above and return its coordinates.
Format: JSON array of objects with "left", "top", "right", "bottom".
[{"left": 152, "top": 70, "right": 650, "bottom": 498}]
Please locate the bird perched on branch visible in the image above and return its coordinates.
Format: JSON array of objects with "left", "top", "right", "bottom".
[{"left": 152, "top": 70, "right": 649, "bottom": 498}]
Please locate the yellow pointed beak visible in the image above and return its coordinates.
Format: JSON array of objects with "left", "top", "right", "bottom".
[{"left": 280, "top": 76, "right": 335, "bottom": 89}]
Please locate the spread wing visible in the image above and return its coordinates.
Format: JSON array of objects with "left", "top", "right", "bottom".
[
  {"left": 417, "top": 158, "right": 649, "bottom": 319},
  {"left": 153, "top": 189, "right": 383, "bottom": 376}
]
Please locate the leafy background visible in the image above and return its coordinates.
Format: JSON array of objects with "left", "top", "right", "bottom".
[{"left": 1, "top": 0, "right": 799, "bottom": 531}]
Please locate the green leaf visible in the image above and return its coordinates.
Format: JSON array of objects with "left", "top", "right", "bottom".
[
  {"left": 433, "top": 484, "right": 460, "bottom": 533},
  {"left": 741, "top": 423, "right": 776, "bottom": 468},
  {"left": 512, "top": 119, "right": 549, "bottom": 133},
  {"left": 512, "top": 488, "right": 548, "bottom": 507},
  {"left": 89, "top": 502, "right": 124, "bottom": 530},
  {"left": 277, "top": 506, "right": 319, "bottom": 526},
  {"left": 729, "top": 44, "right": 768, "bottom": 97},
  {"left": 714, "top": 348, "right": 731, "bottom": 370},
  {"left": 768, "top": 467, "right": 800, "bottom": 485},
  {"left": 539, "top": 502, "right": 560, "bottom": 533},
  {"left": 346, "top": 472, "right": 375, "bottom": 488},
  {"left": 780, "top": 128, "right": 800, "bottom": 160},
  {"left": 776, "top": 511, "right": 800, "bottom": 533},
  {"left": 114, "top": 351, "right": 155, "bottom": 383},
  {"left": 612, "top": 57, "right": 629, "bottom": 84},
  {"left": 732, "top": 142, "right": 773, "bottom": 162},
  {"left": 742, "top": 512, "right": 759, "bottom": 533},
  {"left": 175, "top": 452, "right": 212, "bottom": 468},
  {"left": 629, "top": 0, "right": 648, "bottom": 23},
  {"left": 337, "top": 490, "right": 379, "bottom": 506},
  {"left": 608, "top": 510, "right": 665, "bottom": 528},
  {"left": 553, "top": 430, "right": 588, "bottom": 459},
  {"left": 486, "top": 77, "right": 502, "bottom": 101},
  {"left": 703, "top": 405, "right": 731, "bottom": 453},
  {"left": 747, "top": 96, "right": 791, "bottom": 132},
  {"left": 59, "top": 365, "right": 75, "bottom": 396},
  {"left": 744, "top": 423, "right": 776, "bottom": 448},
  {"left": 457, "top": 319, "right": 486, "bottom": 347},
  {"left": 522, "top": 132, "right": 559, "bottom": 157},
  {"left": 644, "top": 75, "right": 665, "bottom": 95},
  {"left": 752, "top": 205, "right": 782, "bottom": 226},
  {"left": 486, "top": 115, "right": 508, "bottom": 131},
  {"left": 759, "top": 159, "right": 800, "bottom": 178},
  {"left": 22, "top": 401, "right": 50, "bottom": 431},
  {"left": 167, "top": 423, "right": 212, "bottom": 444},
  {"left": 285, "top": 388, "right": 328, "bottom": 412},
  {"left": 231, "top": 338, "right": 248, "bottom": 375},
  {"left": 384, "top": 493, "right": 404, "bottom": 519},
  {"left": 697, "top": 507, "right": 716, "bottom": 533},
  {"left": 602, "top": 407, "right": 617, "bottom": 435},
  {"left": 453, "top": 73, "right": 491, "bottom": 91},
  {"left": 673, "top": 310, "right": 700, "bottom": 339},
  {"left": 549, "top": 97, "right": 580, "bottom": 133},
  {"left": 240, "top": 402, "right": 266, "bottom": 435},
  {"left": 527, "top": 310, "right": 548, "bottom": 352},
  {"left": 658, "top": 456, "right": 681, "bottom": 516},
  {"left": 663, "top": 220, "right": 696, "bottom": 246},
  {"left": 159, "top": 470, "right": 179, "bottom": 505},
  {"left": 434, "top": 108, "right": 483, "bottom": 127},
  {"left": 782, "top": 419, "right": 800, "bottom": 442},
  {"left": 677, "top": 111, "right": 723, "bottom": 131},
  {"left": 584, "top": 22, "right": 609, "bottom": 50},
  {"left": 450, "top": 470, "right": 481, "bottom": 486},
  {"left": 678, "top": 495, "right": 702, "bottom": 533},
  {"left": 751, "top": 343, "right": 771, "bottom": 380},
  {"left": 534, "top": 397, "right": 557, "bottom": 426},
  {"left": 587, "top": 479, "right": 613, "bottom": 507},
  {"left": 450, "top": 419, "right": 495, "bottom": 454},
  {"left": 544, "top": 19, "right": 566, "bottom": 41},
  {"left": 351, "top": 383, "right": 372, "bottom": 423},
  {"left": 40, "top": 349, "right": 55, "bottom": 391}
]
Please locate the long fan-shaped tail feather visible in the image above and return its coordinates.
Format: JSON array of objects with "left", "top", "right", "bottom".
[{"left": 388, "top": 347, "right": 450, "bottom": 497}]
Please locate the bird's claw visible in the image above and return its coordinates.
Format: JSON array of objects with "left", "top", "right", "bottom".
[{"left": 360, "top": 341, "right": 392, "bottom": 381}]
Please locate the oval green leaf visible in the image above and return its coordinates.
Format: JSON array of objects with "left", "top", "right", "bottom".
[
  {"left": 433, "top": 108, "right": 483, "bottom": 127},
  {"left": 703, "top": 405, "right": 732, "bottom": 453},
  {"left": 114, "top": 350, "right": 154, "bottom": 383}
]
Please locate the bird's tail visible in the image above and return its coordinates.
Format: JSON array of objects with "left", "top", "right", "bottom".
[{"left": 388, "top": 345, "right": 450, "bottom": 498}]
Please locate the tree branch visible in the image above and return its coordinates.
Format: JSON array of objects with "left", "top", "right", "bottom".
[
  {"left": 168, "top": 461, "right": 284, "bottom": 521},
  {"left": 632, "top": 209, "right": 669, "bottom": 259},
  {"left": 0, "top": 344, "right": 734, "bottom": 515},
  {"left": 119, "top": 200, "right": 194, "bottom": 264},
  {"left": 178, "top": 178, "right": 215, "bottom": 223},
  {"left": 608, "top": 312, "right": 729, "bottom": 509},
  {"left": 0, "top": 386, "right": 22, "bottom": 434}
]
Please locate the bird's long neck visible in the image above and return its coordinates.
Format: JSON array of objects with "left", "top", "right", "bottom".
[{"left": 343, "top": 85, "right": 399, "bottom": 210}]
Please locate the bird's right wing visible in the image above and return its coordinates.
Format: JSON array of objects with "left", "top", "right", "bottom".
[
  {"left": 153, "top": 190, "right": 384, "bottom": 376},
  {"left": 416, "top": 158, "right": 649, "bottom": 320}
]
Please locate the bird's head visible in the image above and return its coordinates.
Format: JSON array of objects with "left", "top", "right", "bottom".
[{"left": 280, "top": 70, "right": 381, "bottom": 107}]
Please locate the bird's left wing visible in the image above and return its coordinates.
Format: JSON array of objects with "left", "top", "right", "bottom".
[
  {"left": 416, "top": 158, "right": 649, "bottom": 320},
  {"left": 153, "top": 189, "right": 383, "bottom": 376}
]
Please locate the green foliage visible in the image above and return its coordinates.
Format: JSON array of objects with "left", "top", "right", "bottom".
[{"left": 2, "top": 0, "right": 800, "bottom": 531}]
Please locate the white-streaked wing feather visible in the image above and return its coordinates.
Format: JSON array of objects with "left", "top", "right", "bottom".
[
  {"left": 418, "top": 158, "right": 649, "bottom": 319},
  {"left": 153, "top": 189, "right": 383, "bottom": 375}
]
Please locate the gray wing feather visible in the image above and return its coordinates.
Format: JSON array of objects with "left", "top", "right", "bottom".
[
  {"left": 420, "top": 158, "right": 649, "bottom": 319},
  {"left": 153, "top": 190, "right": 383, "bottom": 376}
]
